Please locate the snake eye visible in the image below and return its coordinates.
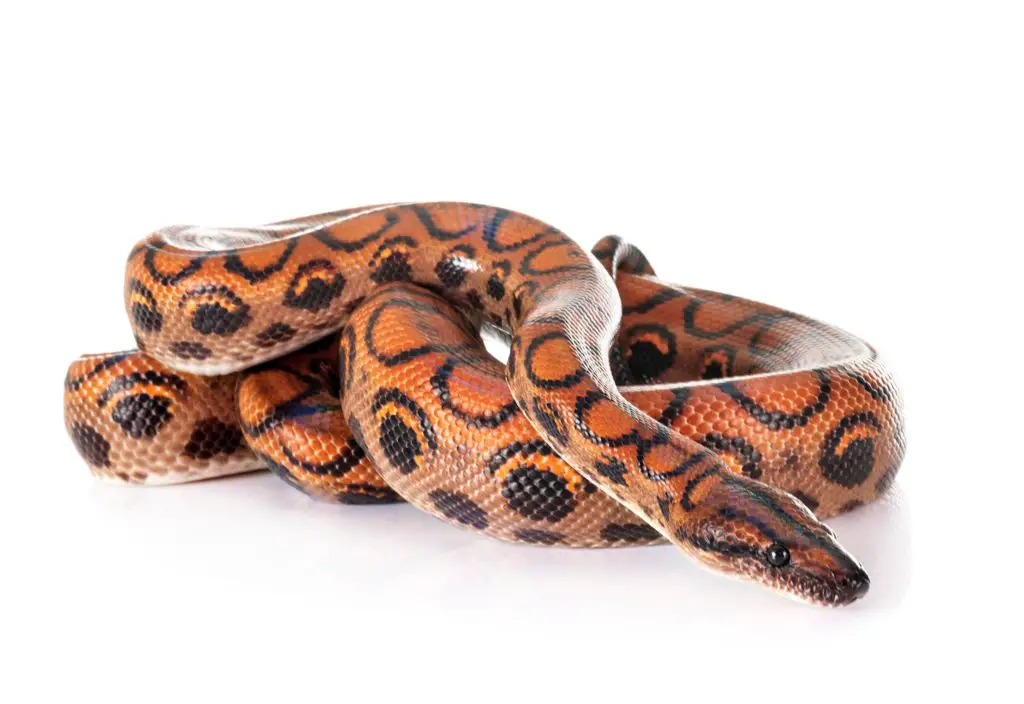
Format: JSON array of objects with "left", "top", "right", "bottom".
[{"left": 765, "top": 543, "right": 791, "bottom": 568}]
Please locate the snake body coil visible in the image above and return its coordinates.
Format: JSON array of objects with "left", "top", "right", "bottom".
[{"left": 65, "top": 203, "right": 905, "bottom": 606}]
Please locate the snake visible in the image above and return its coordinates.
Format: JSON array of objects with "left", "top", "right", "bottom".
[{"left": 64, "top": 203, "right": 905, "bottom": 606}]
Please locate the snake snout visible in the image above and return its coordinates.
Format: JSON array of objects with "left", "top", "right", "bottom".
[{"left": 833, "top": 565, "right": 871, "bottom": 605}]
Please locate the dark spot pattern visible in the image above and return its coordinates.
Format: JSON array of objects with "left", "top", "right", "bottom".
[
  {"left": 128, "top": 279, "right": 163, "bottom": 332},
  {"left": 428, "top": 490, "right": 489, "bottom": 530},
  {"left": 378, "top": 413, "right": 423, "bottom": 475},
  {"left": 600, "top": 523, "right": 662, "bottom": 543},
  {"left": 820, "top": 412, "right": 880, "bottom": 488},
  {"left": 501, "top": 466, "right": 577, "bottom": 522},
  {"left": 790, "top": 490, "right": 820, "bottom": 512},
  {"left": 336, "top": 486, "right": 402, "bottom": 505},
  {"left": 369, "top": 237, "right": 416, "bottom": 283},
  {"left": 171, "top": 341, "right": 212, "bottom": 360},
  {"left": 514, "top": 528, "right": 565, "bottom": 545},
  {"left": 255, "top": 322, "right": 298, "bottom": 348},
  {"left": 435, "top": 245, "right": 476, "bottom": 289},
  {"left": 594, "top": 456, "right": 629, "bottom": 486},
  {"left": 283, "top": 260, "right": 346, "bottom": 312},
  {"left": 111, "top": 394, "right": 173, "bottom": 439},
  {"left": 184, "top": 419, "right": 243, "bottom": 460},
  {"left": 182, "top": 286, "right": 251, "bottom": 336},
  {"left": 71, "top": 423, "right": 111, "bottom": 468},
  {"left": 623, "top": 324, "right": 677, "bottom": 382}
]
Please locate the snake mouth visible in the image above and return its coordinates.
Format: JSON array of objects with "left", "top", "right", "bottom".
[{"left": 779, "top": 566, "right": 871, "bottom": 607}]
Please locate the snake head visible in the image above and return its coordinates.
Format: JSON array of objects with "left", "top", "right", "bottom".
[{"left": 682, "top": 473, "right": 869, "bottom": 606}]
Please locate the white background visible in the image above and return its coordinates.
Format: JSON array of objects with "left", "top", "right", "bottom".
[{"left": 2, "top": 2, "right": 1021, "bottom": 701}]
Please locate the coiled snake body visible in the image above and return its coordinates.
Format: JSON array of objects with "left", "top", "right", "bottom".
[{"left": 65, "top": 203, "right": 904, "bottom": 606}]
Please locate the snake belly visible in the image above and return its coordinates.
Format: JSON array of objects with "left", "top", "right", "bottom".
[{"left": 66, "top": 204, "right": 905, "bottom": 605}]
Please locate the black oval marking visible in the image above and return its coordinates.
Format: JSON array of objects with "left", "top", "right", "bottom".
[
  {"left": 180, "top": 285, "right": 251, "bottom": 336},
  {"left": 224, "top": 239, "right": 299, "bottom": 283},
  {"left": 378, "top": 413, "right": 423, "bottom": 475},
  {"left": 514, "top": 528, "right": 565, "bottom": 545},
  {"left": 255, "top": 322, "right": 298, "bottom": 348},
  {"left": 184, "top": 419, "right": 243, "bottom": 459},
  {"left": 283, "top": 260, "right": 346, "bottom": 312},
  {"left": 820, "top": 412, "right": 881, "bottom": 488},
  {"left": 790, "top": 491, "right": 820, "bottom": 513},
  {"left": 435, "top": 244, "right": 476, "bottom": 289},
  {"left": 623, "top": 323, "right": 677, "bottom": 382},
  {"left": 128, "top": 279, "right": 163, "bottom": 333},
  {"left": 171, "top": 341, "right": 212, "bottom": 360},
  {"left": 71, "top": 423, "right": 111, "bottom": 468},
  {"left": 112, "top": 393, "right": 173, "bottom": 439},
  {"left": 369, "top": 236, "right": 417, "bottom": 283},
  {"left": 428, "top": 490, "right": 489, "bottom": 529},
  {"left": 600, "top": 523, "right": 661, "bottom": 543},
  {"left": 501, "top": 465, "right": 576, "bottom": 523}
]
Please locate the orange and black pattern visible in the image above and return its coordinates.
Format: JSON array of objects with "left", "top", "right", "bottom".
[{"left": 64, "top": 203, "right": 905, "bottom": 606}]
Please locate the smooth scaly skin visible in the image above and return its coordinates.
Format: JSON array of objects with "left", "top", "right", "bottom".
[{"left": 66, "top": 204, "right": 905, "bottom": 605}]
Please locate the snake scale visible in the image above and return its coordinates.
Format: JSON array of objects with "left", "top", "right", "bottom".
[{"left": 64, "top": 203, "right": 905, "bottom": 606}]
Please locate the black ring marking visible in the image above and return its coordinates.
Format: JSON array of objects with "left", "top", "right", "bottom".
[
  {"left": 372, "top": 388, "right": 438, "bottom": 448},
  {"left": 96, "top": 372, "right": 188, "bottom": 408},
  {"left": 224, "top": 240, "right": 299, "bottom": 284},
  {"left": 621, "top": 287, "right": 685, "bottom": 315},
  {"left": 430, "top": 358, "right": 520, "bottom": 429},
  {"left": 65, "top": 353, "right": 133, "bottom": 392},
  {"left": 820, "top": 412, "right": 881, "bottom": 488},
  {"left": 622, "top": 323, "right": 677, "bottom": 382},
  {"left": 531, "top": 397, "right": 569, "bottom": 449},
  {"left": 519, "top": 237, "right": 591, "bottom": 276},
  {"left": 279, "top": 439, "right": 366, "bottom": 477},
  {"left": 699, "top": 433, "right": 763, "bottom": 479},
  {"left": 369, "top": 236, "right": 418, "bottom": 284},
  {"left": 410, "top": 204, "right": 477, "bottom": 241},
  {"left": 678, "top": 466, "right": 721, "bottom": 511},
  {"left": 482, "top": 211, "right": 554, "bottom": 253},
  {"left": 573, "top": 390, "right": 640, "bottom": 448},
  {"left": 719, "top": 370, "right": 831, "bottom": 430},
  {"left": 179, "top": 285, "right": 252, "bottom": 336},
  {"left": 144, "top": 244, "right": 205, "bottom": 286},
  {"left": 312, "top": 211, "right": 399, "bottom": 252},
  {"left": 523, "top": 331, "right": 585, "bottom": 390},
  {"left": 283, "top": 260, "right": 347, "bottom": 312},
  {"left": 637, "top": 438, "right": 712, "bottom": 484},
  {"left": 363, "top": 296, "right": 476, "bottom": 367}
]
